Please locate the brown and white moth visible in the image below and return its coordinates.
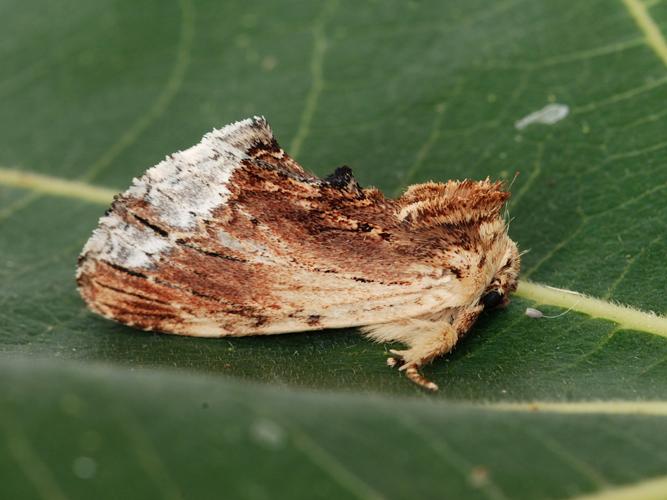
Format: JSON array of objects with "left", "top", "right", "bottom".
[{"left": 77, "top": 117, "right": 520, "bottom": 390}]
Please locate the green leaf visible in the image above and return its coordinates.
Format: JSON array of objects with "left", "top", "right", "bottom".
[{"left": 2, "top": 0, "right": 667, "bottom": 498}]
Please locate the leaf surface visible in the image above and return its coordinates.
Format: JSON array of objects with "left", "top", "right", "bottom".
[{"left": 2, "top": 0, "right": 667, "bottom": 498}]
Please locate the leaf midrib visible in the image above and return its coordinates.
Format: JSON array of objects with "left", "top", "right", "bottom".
[{"left": 622, "top": 0, "right": 667, "bottom": 67}]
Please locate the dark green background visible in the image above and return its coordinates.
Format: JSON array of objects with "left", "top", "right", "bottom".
[{"left": 2, "top": 0, "right": 667, "bottom": 498}]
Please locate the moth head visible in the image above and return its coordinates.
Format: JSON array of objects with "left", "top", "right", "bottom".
[{"left": 480, "top": 239, "right": 520, "bottom": 310}]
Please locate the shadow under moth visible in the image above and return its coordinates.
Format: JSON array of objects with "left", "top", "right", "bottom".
[{"left": 77, "top": 117, "right": 520, "bottom": 390}]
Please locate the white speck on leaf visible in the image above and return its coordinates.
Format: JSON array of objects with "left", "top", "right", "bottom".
[
  {"left": 251, "top": 419, "right": 286, "bottom": 449},
  {"left": 73, "top": 456, "right": 97, "bottom": 479},
  {"left": 261, "top": 55, "right": 278, "bottom": 71},
  {"left": 515, "top": 103, "right": 569, "bottom": 130},
  {"left": 468, "top": 466, "right": 489, "bottom": 488},
  {"left": 525, "top": 307, "right": 544, "bottom": 318}
]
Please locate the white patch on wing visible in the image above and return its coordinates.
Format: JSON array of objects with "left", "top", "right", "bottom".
[
  {"left": 82, "top": 213, "right": 173, "bottom": 268},
  {"left": 218, "top": 230, "right": 250, "bottom": 253},
  {"left": 218, "top": 230, "right": 274, "bottom": 263},
  {"left": 514, "top": 103, "right": 569, "bottom": 130},
  {"left": 79, "top": 117, "right": 276, "bottom": 271},
  {"left": 126, "top": 116, "right": 273, "bottom": 229}
]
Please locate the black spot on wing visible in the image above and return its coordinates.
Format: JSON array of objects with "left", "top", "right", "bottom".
[
  {"left": 324, "top": 166, "right": 362, "bottom": 191},
  {"left": 130, "top": 212, "right": 169, "bottom": 237}
]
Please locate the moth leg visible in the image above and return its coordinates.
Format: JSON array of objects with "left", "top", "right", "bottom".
[
  {"left": 365, "top": 305, "right": 483, "bottom": 391},
  {"left": 386, "top": 325, "right": 458, "bottom": 391},
  {"left": 364, "top": 318, "right": 453, "bottom": 390}
]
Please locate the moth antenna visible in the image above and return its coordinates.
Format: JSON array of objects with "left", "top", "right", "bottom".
[
  {"left": 518, "top": 248, "right": 531, "bottom": 257},
  {"left": 505, "top": 214, "right": 516, "bottom": 233},
  {"left": 543, "top": 307, "right": 574, "bottom": 318},
  {"left": 542, "top": 284, "right": 582, "bottom": 296},
  {"left": 526, "top": 284, "right": 585, "bottom": 320},
  {"left": 503, "top": 171, "right": 520, "bottom": 228}
]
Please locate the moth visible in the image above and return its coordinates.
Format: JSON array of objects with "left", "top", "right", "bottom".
[{"left": 77, "top": 117, "right": 520, "bottom": 390}]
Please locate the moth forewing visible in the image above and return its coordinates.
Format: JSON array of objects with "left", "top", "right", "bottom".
[{"left": 77, "top": 116, "right": 520, "bottom": 390}]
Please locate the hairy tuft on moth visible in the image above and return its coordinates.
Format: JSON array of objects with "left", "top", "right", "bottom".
[{"left": 76, "top": 116, "right": 521, "bottom": 391}]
